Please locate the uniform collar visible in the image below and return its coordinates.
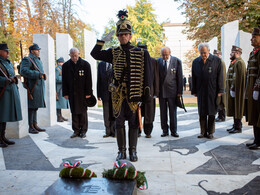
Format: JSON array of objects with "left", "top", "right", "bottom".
[
  {"left": 0, "top": 55, "right": 10, "bottom": 63},
  {"left": 29, "top": 52, "right": 40, "bottom": 60}
]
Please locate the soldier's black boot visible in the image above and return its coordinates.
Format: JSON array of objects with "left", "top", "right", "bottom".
[
  {"left": 57, "top": 114, "right": 64, "bottom": 122},
  {"left": 129, "top": 128, "right": 138, "bottom": 162},
  {"left": 116, "top": 128, "right": 126, "bottom": 160},
  {"left": 29, "top": 124, "right": 39, "bottom": 134},
  {"left": 1, "top": 129, "right": 15, "bottom": 145},
  {"left": 0, "top": 128, "right": 8, "bottom": 148}
]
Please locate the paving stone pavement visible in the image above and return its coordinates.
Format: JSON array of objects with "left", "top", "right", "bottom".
[{"left": 0, "top": 107, "right": 259, "bottom": 195}]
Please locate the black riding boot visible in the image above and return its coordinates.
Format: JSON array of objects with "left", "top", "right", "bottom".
[
  {"left": 1, "top": 126, "right": 15, "bottom": 145},
  {"left": 129, "top": 128, "right": 138, "bottom": 162},
  {"left": 116, "top": 127, "right": 126, "bottom": 160}
]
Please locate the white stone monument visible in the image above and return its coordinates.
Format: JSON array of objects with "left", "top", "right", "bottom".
[
  {"left": 6, "top": 81, "right": 28, "bottom": 138},
  {"left": 235, "top": 30, "right": 253, "bottom": 64},
  {"left": 84, "top": 29, "right": 97, "bottom": 107},
  {"left": 33, "top": 34, "right": 56, "bottom": 127},
  {"left": 56, "top": 33, "right": 73, "bottom": 62},
  {"left": 221, "top": 20, "right": 239, "bottom": 66},
  {"left": 208, "top": 37, "right": 218, "bottom": 54}
]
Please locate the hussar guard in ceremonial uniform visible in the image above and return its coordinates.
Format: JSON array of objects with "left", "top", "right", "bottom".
[
  {"left": 245, "top": 28, "right": 260, "bottom": 150},
  {"left": 226, "top": 46, "right": 246, "bottom": 133},
  {"left": 91, "top": 10, "right": 152, "bottom": 161}
]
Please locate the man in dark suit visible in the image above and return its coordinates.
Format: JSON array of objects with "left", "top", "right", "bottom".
[
  {"left": 137, "top": 44, "right": 159, "bottom": 138},
  {"left": 97, "top": 61, "right": 115, "bottom": 138},
  {"left": 183, "top": 76, "right": 187, "bottom": 91},
  {"left": 62, "top": 47, "right": 93, "bottom": 138},
  {"left": 157, "top": 47, "right": 183, "bottom": 137}
]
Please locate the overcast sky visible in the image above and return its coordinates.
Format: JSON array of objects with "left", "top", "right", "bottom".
[{"left": 75, "top": 0, "right": 185, "bottom": 37}]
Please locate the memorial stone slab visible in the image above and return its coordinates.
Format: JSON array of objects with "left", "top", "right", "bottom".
[
  {"left": 56, "top": 33, "right": 73, "bottom": 62},
  {"left": 221, "top": 20, "right": 239, "bottom": 67},
  {"left": 6, "top": 81, "right": 28, "bottom": 138},
  {"left": 235, "top": 30, "right": 253, "bottom": 64},
  {"left": 44, "top": 178, "right": 137, "bottom": 195},
  {"left": 207, "top": 37, "right": 218, "bottom": 54},
  {"left": 33, "top": 34, "right": 56, "bottom": 126},
  {"left": 84, "top": 29, "right": 97, "bottom": 108}
]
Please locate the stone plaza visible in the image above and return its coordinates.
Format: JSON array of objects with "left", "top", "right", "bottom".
[{"left": 1, "top": 106, "right": 260, "bottom": 194}]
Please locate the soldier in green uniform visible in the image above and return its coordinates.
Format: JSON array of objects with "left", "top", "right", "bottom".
[
  {"left": 214, "top": 50, "right": 227, "bottom": 122},
  {"left": 0, "top": 43, "right": 22, "bottom": 147},
  {"left": 91, "top": 10, "right": 152, "bottom": 161},
  {"left": 226, "top": 46, "right": 246, "bottom": 133},
  {"left": 55, "top": 57, "right": 69, "bottom": 122},
  {"left": 20, "top": 43, "right": 46, "bottom": 134},
  {"left": 245, "top": 28, "right": 260, "bottom": 150}
]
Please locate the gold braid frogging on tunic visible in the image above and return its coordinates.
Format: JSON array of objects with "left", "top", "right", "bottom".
[{"left": 111, "top": 48, "right": 144, "bottom": 118}]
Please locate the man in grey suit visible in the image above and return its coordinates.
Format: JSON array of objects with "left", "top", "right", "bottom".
[{"left": 157, "top": 47, "right": 183, "bottom": 137}]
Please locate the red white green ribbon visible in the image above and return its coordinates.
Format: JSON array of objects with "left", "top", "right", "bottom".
[
  {"left": 63, "top": 160, "right": 82, "bottom": 168},
  {"left": 139, "top": 176, "right": 148, "bottom": 190},
  {"left": 114, "top": 161, "right": 127, "bottom": 168}
]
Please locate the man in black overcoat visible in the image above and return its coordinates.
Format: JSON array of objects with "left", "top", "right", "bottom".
[
  {"left": 192, "top": 43, "right": 224, "bottom": 139},
  {"left": 62, "top": 47, "right": 93, "bottom": 138},
  {"left": 97, "top": 61, "right": 115, "bottom": 138},
  {"left": 157, "top": 46, "right": 183, "bottom": 137}
]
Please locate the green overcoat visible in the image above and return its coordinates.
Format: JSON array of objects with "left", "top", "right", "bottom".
[
  {"left": 226, "top": 57, "right": 246, "bottom": 119},
  {"left": 245, "top": 49, "right": 260, "bottom": 127},
  {"left": 0, "top": 56, "right": 22, "bottom": 122},
  {"left": 20, "top": 53, "right": 46, "bottom": 109},
  {"left": 55, "top": 65, "right": 68, "bottom": 109}
]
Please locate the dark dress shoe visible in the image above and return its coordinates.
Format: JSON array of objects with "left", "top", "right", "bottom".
[
  {"left": 0, "top": 139, "right": 8, "bottom": 148},
  {"left": 171, "top": 133, "right": 179, "bottom": 137},
  {"left": 116, "top": 152, "right": 126, "bottom": 160},
  {"left": 70, "top": 133, "right": 79, "bottom": 138},
  {"left": 1, "top": 136, "right": 15, "bottom": 145},
  {"left": 197, "top": 134, "right": 205, "bottom": 138},
  {"left": 110, "top": 134, "right": 115, "bottom": 137},
  {"left": 246, "top": 142, "right": 255, "bottom": 147},
  {"left": 227, "top": 126, "right": 234, "bottom": 132},
  {"left": 207, "top": 134, "right": 214, "bottom": 139},
  {"left": 248, "top": 144, "right": 260, "bottom": 150},
  {"left": 129, "top": 152, "right": 138, "bottom": 162},
  {"left": 145, "top": 135, "right": 151, "bottom": 138},
  {"left": 161, "top": 133, "right": 169, "bottom": 137},
  {"left": 229, "top": 129, "right": 242, "bottom": 134},
  {"left": 80, "top": 132, "right": 86, "bottom": 138},
  {"left": 103, "top": 134, "right": 110, "bottom": 138}
]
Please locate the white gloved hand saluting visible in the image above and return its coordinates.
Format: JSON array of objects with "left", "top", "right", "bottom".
[
  {"left": 230, "top": 90, "right": 235, "bottom": 98},
  {"left": 101, "top": 30, "right": 115, "bottom": 42},
  {"left": 253, "top": 91, "right": 259, "bottom": 101}
]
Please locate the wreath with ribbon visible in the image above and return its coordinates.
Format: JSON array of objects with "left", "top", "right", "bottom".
[
  {"left": 102, "top": 160, "right": 148, "bottom": 190},
  {"left": 59, "top": 160, "right": 97, "bottom": 179}
]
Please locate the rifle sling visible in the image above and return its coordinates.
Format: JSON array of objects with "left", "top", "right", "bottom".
[{"left": 0, "top": 62, "right": 10, "bottom": 98}]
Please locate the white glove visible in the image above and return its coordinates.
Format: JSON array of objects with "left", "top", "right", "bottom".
[
  {"left": 230, "top": 90, "right": 235, "bottom": 98},
  {"left": 253, "top": 91, "right": 259, "bottom": 101},
  {"left": 101, "top": 30, "right": 115, "bottom": 42}
]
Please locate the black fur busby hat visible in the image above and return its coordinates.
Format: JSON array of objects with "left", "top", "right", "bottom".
[{"left": 116, "top": 10, "right": 132, "bottom": 35}]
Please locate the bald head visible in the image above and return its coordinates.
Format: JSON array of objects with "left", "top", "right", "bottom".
[{"left": 161, "top": 47, "right": 171, "bottom": 61}]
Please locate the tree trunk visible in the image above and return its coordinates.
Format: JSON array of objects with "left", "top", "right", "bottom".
[
  {"left": 9, "top": 0, "right": 15, "bottom": 34},
  {"left": 0, "top": 0, "right": 7, "bottom": 36},
  {"left": 25, "top": 0, "right": 32, "bottom": 24}
]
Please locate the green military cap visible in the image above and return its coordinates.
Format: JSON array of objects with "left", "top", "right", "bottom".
[
  {"left": 0, "top": 43, "right": 9, "bottom": 51},
  {"left": 56, "top": 57, "right": 65, "bottom": 63},
  {"left": 137, "top": 43, "right": 147, "bottom": 50},
  {"left": 252, "top": 28, "right": 260, "bottom": 36},
  {"left": 231, "top": 45, "right": 242, "bottom": 54},
  {"left": 116, "top": 10, "right": 132, "bottom": 35},
  {"left": 29, "top": 43, "right": 41, "bottom": 51},
  {"left": 213, "top": 49, "right": 222, "bottom": 55}
]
